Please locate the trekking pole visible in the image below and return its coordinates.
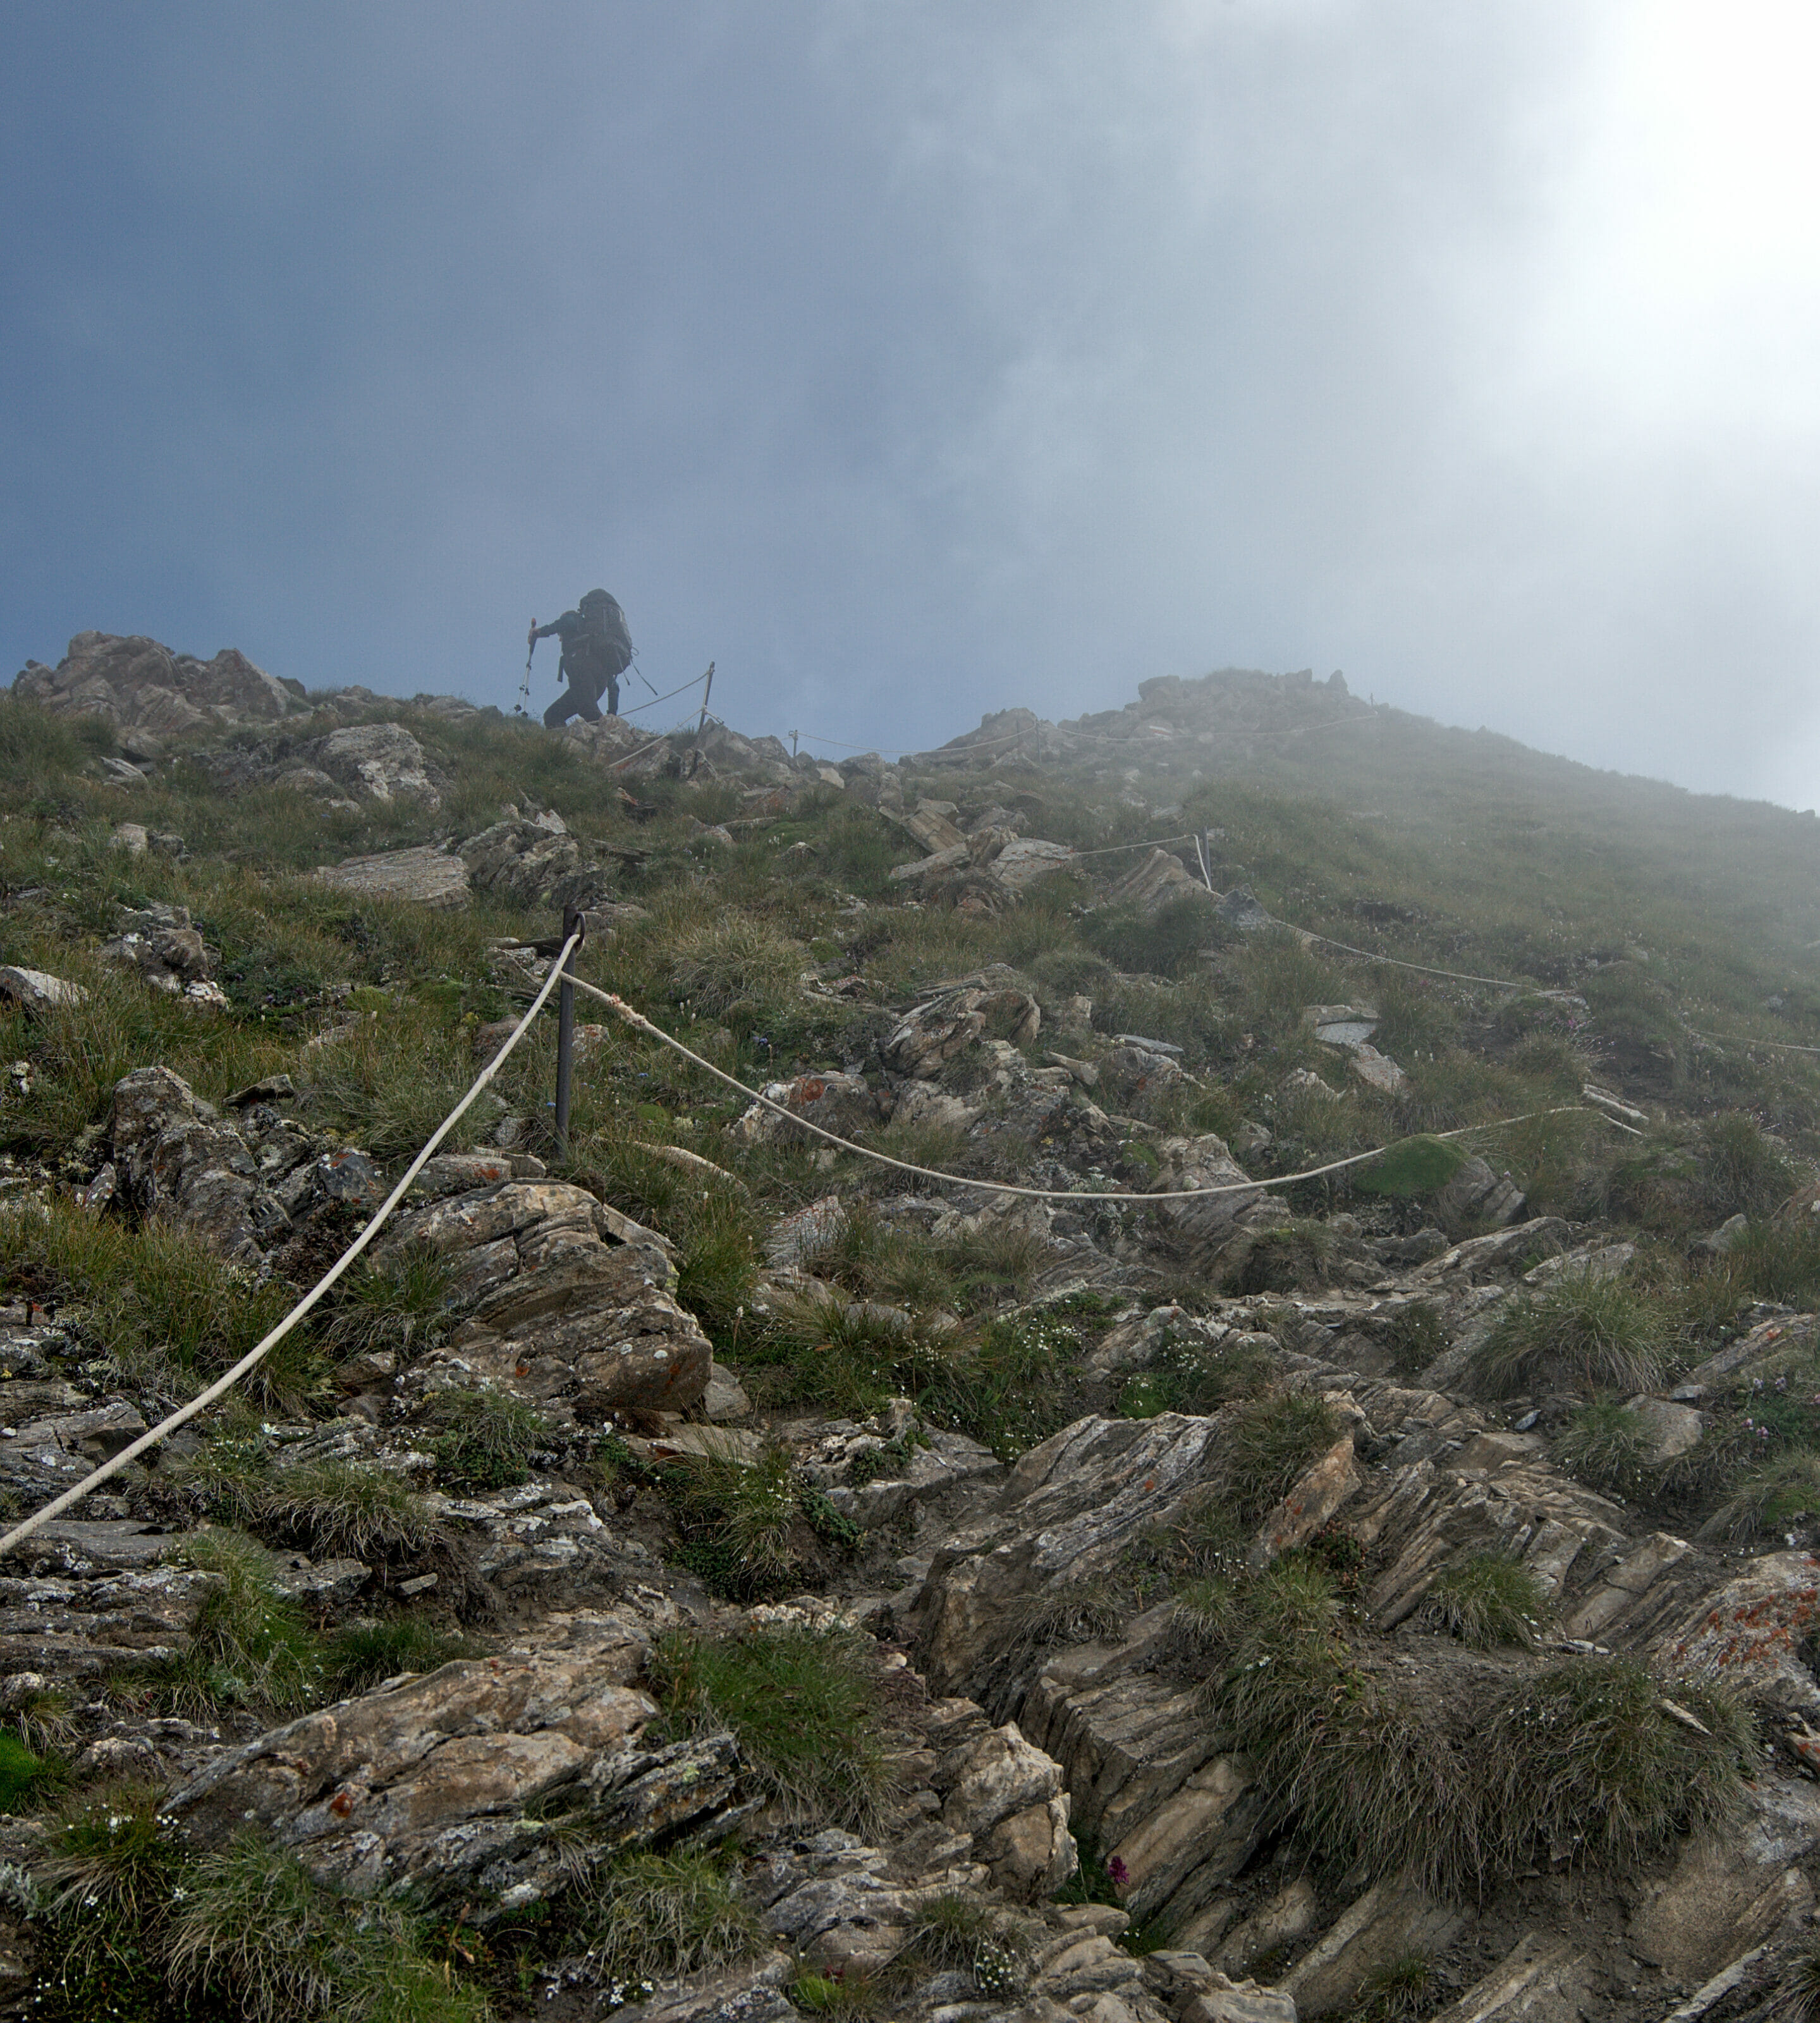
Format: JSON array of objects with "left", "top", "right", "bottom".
[
  {"left": 516, "top": 628, "right": 537, "bottom": 716},
  {"left": 686, "top": 663, "right": 715, "bottom": 778},
  {"left": 553, "top": 903, "right": 585, "bottom": 1159}
]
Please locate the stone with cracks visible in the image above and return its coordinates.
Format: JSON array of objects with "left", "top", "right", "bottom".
[
  {"left": 314, "top": 723, "right": 442, "bottom": 807},
  {"left": 169, "top": 1618, "right": 740, "bottom": 1899},
  {"left": 393, "top": 1178, "right": 713, "bottom": 1419},
  {"left": 315, "top": 844, "right": 471, "bottom": 907},
  {"left": 460, "top": 817, "right": 606, "bottom": 913}
]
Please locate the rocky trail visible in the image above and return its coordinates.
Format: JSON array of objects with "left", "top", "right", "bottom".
[{"left": 0, "top": 636, "right": 1819, "bottom": 2022}]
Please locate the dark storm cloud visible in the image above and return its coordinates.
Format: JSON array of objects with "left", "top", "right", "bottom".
[{"left": 3, "top": 3, "right": 1814, "bottom": 799}]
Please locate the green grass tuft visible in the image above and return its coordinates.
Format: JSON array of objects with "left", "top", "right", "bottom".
[
  {"left": 1471, "top": 1275, "right": 1667, "bottom": 1397},
  {"left": 1422, "top": 1553, "right": 1546, "bottom": 1649},
  {"left": 649, "top": 1623, "right": 896, "bottom": 1833}
]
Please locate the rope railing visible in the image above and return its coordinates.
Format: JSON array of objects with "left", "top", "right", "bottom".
[
  {"left": 0, "top": 931, "right": 583, "bottom": 1562},
  {"left": 567, "top": 974, "right": 1611, "bottom": 1205}
]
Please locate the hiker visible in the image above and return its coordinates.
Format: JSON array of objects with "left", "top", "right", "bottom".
[{"left": 528, "top": 587, "right": 634, "bottom": 728}]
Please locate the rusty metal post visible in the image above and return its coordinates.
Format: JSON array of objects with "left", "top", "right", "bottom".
[
  {"left": 554, "top": 904, "right": 584, "bottom": 1158},
  {"left": 687, "top": 662, "right": 716, "bottom": 777}
]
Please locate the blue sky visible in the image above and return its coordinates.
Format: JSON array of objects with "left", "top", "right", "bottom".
[{"left": 5, "top": 3, "right": 1818, "bottom": 802}]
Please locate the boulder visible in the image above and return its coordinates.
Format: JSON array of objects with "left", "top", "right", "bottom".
[
  {"left": 314, "top": 723, "right": 441, "bottom": 807},
  {"left": 12, "top": 632, "right": 303, "bottom": 745},
  {"left": 394, "top": 1179, "right": 713, "bottom": 1419},
  {"left": 1104, "top": 848, "right": 1213, "bottom": 915},
  {"left": 939, "top": 1721, "right": 1077, "bottom": 1897},
  {"left": 460, "top": 818, "right": 604, "bottom": 912},
  {"left": 0, "top": 967, "right": 87, "bottom": 1012},
  {"left": 1433, "top": 1156, "right": 1526, "bottom": 1237},
  {"left": 989, "top": 837, "right": 1078, "bottom": 894},
  {"left": 733, "top": 1074, "right": 881, "bottom": 1147}
]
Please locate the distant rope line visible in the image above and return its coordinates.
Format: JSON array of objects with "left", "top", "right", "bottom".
[
  {"left": 0, "top": 931, "right": 584, "bottom": 1563},
  {"left": 1689, "top": 1027, "right": 1820, "bottom": 1058},
  {"left": 1290, "top": 927, "right": 1537, "bottom": 993},
  {"left": 617, "top": 668, "right": 711, "bottom": 719},
  {"left": 568, "top": 975, "right": 1604, "bottom": 1204}
]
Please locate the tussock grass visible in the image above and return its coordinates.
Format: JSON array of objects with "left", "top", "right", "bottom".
[
  {"left": 1422, "top": 1553, "right": 1546, "bottom": 1649},
  {"left": 663, "top": 1440, "right": 812, "bottom": 1601},
  {"left": 259, "top": 1458, "right": 442, "bottom": 1560},
  {"left": 1483, "top": 1658, "right": 1752, "bottom": 1867},
  {"left": 185, "top": 1444, "right": 441, "bottom": 1563},
  {"left": 162, "top": 1528, "right": 324, "bottom": 1713},
  {"left": 168, "top": 1830, "right": 488, "bottom": 2023},
  {"left": 1471, "top": 1276, "right": 1668, "bottom": 1397},
  {"left": 1192, "top": 1559, "right": 1752, "bottom": 1894},
  {"left": 325, "top": 1245, "right": 458, "bottom": 1366},
  {"left": 323, "top": 1617, "right": 473, "bottom": 1697},
  {"left": 578, "top": 1850, "right": 763, "bottom": 1984},
  {"left": 0, "top": 1195, "right": 307, "bottom": 1398},
  {"left": 1553, "top": 1399, "right": 1652, "bottom": 1500},
  {"left": 1214, "top": 1388, "right": 1343, "bottom": 1525},
  {"left": 420, "top": 1386, "right": 551, "bottom": 1492},
  {"left": 649, "top": 1623, "right": 896, "bottom": 1832},
  {"left": 1701, "top": 1450, "right": 1820, "bottom": 1543}
]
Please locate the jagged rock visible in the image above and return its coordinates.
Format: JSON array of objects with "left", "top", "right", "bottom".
[
  {"left": 1281, "top": 1068, "right": 1343, "bottom": 1102},
  {"left": 1150, "top": 1135, "right": 1290, "bottom": 1278},
  {"left": 312, "top": 723, "right": 441, "bottom": 807},
  {"left": 1248, "top": 1429, "right": 1360, "bottom": 1569},
  {"left": 109, "top": 1065, "right": 274, "bottom": 1266},
  {"left": 13, "top": 631, "right": 304, "bottom": 746},
  {"left": 1432, "top": 1156, "right": 1526, "bottom": 1237},
  {"left": 100, "top": 903, "right": 214, "bottom": 996},
  {"left": 393, "top": 1178, "right": 712, "bottom": 1419},
  {"left": 314, "top": 844, "right": 471, "bottom": 907},
  {"left": 1102, "top": 847, "right": 1212, "bottom": 915},
  {"left": 1346, "top": 1042, "right": 1408, "bottom": 1094},
  {"left": 813, "top": 1427, "right": 1003, "bottom": 1531},
  {"left": 1217, "top": 1878, "right": 1317, "bottom": 1977},
  {"left": 900, "top": 800, "right": 968, "bottom": 854},
  {"left": 594, "top": 1954, "right": 797, "bottom": 2022},
  {"left": 1145, "top": 1955, "right": 1299, "bottom": 2023},
  {"left": 889, "top": 1080, "right": 981, "bottom": 1134},
  {"left": 1523, "top": 1241, "right": 1634, "bottom": 1286},
  {"left": 0, "top": 967, "right": 86, "bottom": 1013},
  {"left": 883, "top": 984, "right": 1040, "bottom": 1076},
  {"left": 938, "top": 1721, "right": 1077, "bottom": 1897},
  {"left": 888, "top": 843, "right": 969, "bottom": 885},
  {"left": 1216, "top": 886, "right": 1276, "bottom": 932},
  {"left": 169, "top": 1615, "right": 739, "bottom": 1899},
  {"left": 989, "top": 837, "right": 1078, "bottom": 894},
  {"left": 460, "top": 818, "right": 604, "bottom": 912},
  {"left": 909, "top": 1413, "right": 1228, "bottom": 1697},
  {"left": 733, "top": 1075, "right": 881, "bottom": 1147},
  {"left": 1432, "top": 1935, "right": 1590, "bottom": 2023}
]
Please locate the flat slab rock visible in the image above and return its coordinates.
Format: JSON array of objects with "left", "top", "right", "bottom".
[{"left": 314, "top": 845, "right": 470, "bottom": 908}]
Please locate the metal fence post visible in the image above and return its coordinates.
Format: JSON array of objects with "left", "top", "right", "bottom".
[{"left": 554, "top": 904, "right": 583, "bottom": 1158}]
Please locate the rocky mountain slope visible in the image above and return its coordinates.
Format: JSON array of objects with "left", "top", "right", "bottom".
[{"left": 1, "top": 632, "right": 1819, "bottom": 2022}]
